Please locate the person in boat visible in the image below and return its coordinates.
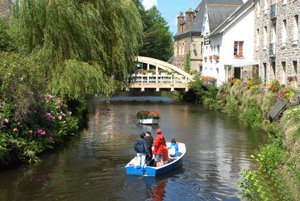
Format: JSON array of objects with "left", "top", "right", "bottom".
[
  {"left": 144, "top": 131, "right": 154, "bottom": 165},
  {"left": 168, "top": 138, "right": 179, "bottom": 157},
  {"left": 134, "top": 133, "right": 149, "bottom": 167},
  {"left": 153, "top": 128, "right": 167, "bottom": 167}
]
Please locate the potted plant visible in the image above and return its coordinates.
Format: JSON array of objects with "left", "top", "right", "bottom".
[
  {"left": 213, "top": 55, "right": 219, "bottom": 62},
  {"left": 136, "top": 110, "right": 160, "bottom": 124}
]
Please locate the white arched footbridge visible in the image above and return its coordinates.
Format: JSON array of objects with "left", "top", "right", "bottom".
[{"left": 130, "top": 56, "right": 193, "bottom": 92}]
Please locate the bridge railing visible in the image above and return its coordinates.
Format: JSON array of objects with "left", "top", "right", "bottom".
[{"left": 131, "top": 73, "right": 189, "bottom": 84}]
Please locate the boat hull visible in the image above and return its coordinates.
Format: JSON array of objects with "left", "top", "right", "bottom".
[
  {"left": 125, "top": 142, "right": 186, "bottom": 176},
  {"left": 138, "top": 118, "right": 159, "bottom": 125},
  {"left": 125, "top": 157, "right": 183, "bottom": 176}
]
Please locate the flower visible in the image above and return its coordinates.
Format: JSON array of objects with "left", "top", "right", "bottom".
[
  {"left": 29, "top": 130, "right": 33, "bottom": 134},
  {"left": 4, "top": 118, "right": 9, "bottom": 123},
  {"left": 13, "top": 128, "right": 18, "bottom": 132},
  {"left": 58, "top": 115, "right": 63, "bottom": 120},
  {"left": 37, "top": 129, "right": 46, "bottom": 135},
  {"left": 56, "top": 99, "right": 63, "bottom": 107},
  {"left": 45, "top": 112, "right": 54, "bottom": 121}
]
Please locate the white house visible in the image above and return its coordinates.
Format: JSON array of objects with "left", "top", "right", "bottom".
[{"left": 202, "top": 0, "right": 258, "bottom": 86}]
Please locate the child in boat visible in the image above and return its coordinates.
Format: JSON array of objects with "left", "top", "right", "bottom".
[{"left": 168, "top": 138, "right": 179, "bottom": 157}]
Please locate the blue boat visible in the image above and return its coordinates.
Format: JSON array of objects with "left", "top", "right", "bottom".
[{"left": 125, "top": 142, "right": 186, "bottom": 176}]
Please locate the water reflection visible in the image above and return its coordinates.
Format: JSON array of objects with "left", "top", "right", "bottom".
[{"left": 0, "top": 101, "right": 266, "bottom": 201}]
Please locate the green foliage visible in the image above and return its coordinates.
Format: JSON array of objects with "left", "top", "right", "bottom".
[
  {"left": 184, "top": 51, "right": 191, "bottom": 73},
  {"left": 134, "top": 3, "right": 173, "bottom": 61},
  {"left": 241, "top": 103, "right": 263, "bottom": 129},
  {"left": 50, "top": 60, "right": 119, "bottom": 99},
  {"left": 0, "top": 18, "right": 14, "bottom": 51},
  {"left": 0, "top": 52, "right": 46, "bottom": 122},
  {"left": 240, "top": 143, "right": 292, "bottom": 201},
  {"left": 185, "top": 78, "right": 206, "bottom": 104},
  {"left": 11, "top": 0, "right": 143, "bottom": 98}
]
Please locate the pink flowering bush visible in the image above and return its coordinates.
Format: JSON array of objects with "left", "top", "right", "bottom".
[{"left": 0, "top": 53, "right": 80, "bottom": 167}]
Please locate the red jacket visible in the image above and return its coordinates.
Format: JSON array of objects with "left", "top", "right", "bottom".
[{"left": 153, "top": 134, "right": 166, "bottom": 155}]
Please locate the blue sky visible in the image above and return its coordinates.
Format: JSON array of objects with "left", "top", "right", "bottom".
[{"left": 142, "top": 0, "right": 201, "bottom": 35}]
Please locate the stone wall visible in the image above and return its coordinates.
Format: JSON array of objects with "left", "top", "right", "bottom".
[
  {"left": 172, "top": 36, "right": 203, "bottom": 72},
  {"left": 254, "top": 0, "right": 300, "bottom": 88}
]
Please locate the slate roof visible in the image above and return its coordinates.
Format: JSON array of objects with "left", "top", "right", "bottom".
[
  {"left": 175, "top": 0, "right": 243, "bottom": 38},
  {"left": 210, "top": 0, "right": 254, "bottom": 35},
  {"left": 207, "top": 5, "right": 242, "bottom": 32}
]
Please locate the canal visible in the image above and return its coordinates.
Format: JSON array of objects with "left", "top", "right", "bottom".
[{"left": 0, "top": 97, "right": 266, "bottom": 201}]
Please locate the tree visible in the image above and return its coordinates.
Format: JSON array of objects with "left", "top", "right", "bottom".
[
  {"left": 133, "top": 1, "right": 173, "bottom": 61},
  {"left": 11, "top": 0, "right": 143, "bottom": 99},
  {"left": 184, "top": 51, "right": 191, "bottom": 73}
]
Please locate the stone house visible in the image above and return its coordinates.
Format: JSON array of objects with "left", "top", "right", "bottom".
[
  {"left": 202, "top": 0, "right": 257, "bottom": 86},
  {"left": 171, "top": 0, "right": 244, "bottom": 74},
  {"left": 254, "top": 0, "right": 300, "bottom": 88},
  {"left": 170, "top": 8, "right": 203, "bottom": 72}
]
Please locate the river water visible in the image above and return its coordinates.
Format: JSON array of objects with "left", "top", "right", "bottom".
[{"left": 0, "top": 97, "right": 266, "bottom": 201}]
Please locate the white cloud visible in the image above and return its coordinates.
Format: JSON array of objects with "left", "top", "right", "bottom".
[{"left": 142, "top": 0, "right": 158, "bottom": 10}]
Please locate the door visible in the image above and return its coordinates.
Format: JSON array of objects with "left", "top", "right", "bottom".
[{"left": 234, "top": 67, "right": 241, "bottom": 79}]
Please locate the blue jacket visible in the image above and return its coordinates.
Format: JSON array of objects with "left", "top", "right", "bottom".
[{"left": 169, "top": 143, "right": 179, "bottom": 157}]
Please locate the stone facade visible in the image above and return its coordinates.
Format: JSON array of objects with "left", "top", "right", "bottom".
[
  {"left": 0, "top": 0, "right": 12, "bottom": 20},
  {"left": 172, "top": 10, "right": 203, "bottom": 72},
  {"left": 173, "top": 34, "right": 203, "bottom": 71},
  {"left": 254, "top": 0, "right": 300, "bottom": 88}
]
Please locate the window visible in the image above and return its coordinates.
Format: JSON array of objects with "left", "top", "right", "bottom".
[
  {"left": 271, "top": 61, "right": 276, "bottom": 79},
  {"left": 293, "top": 15, "right": 299, "bottom": 44},
  {"left": 263, "top": 63, "right": 267, "bottom": 82},
  {"left": 293, "top": 61, "right": 298, "bottom": 85},
  {"left": 234, "top": 41, "right": 244, "bottom": 57},
  {"left": 282, "top": 19, "right": 287, "bottom": 45},
  {"left": 293, "top": 61, "right": 298, "bottom": 75},
  {"left": 264, "top": 26, "right": 268, "bottom": 49},
  {"left": 281, "top": 62, "right": 286, "bottom": 84},
  {"left": 256, "top": 29, "right": 260, "bottom": 49},
  {"left": 180, "top": 24, "right": 184, "bottom": 32}
]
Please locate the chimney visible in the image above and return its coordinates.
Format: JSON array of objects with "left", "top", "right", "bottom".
[
  {"left": 177, "top": 12, "right": 184, "bottom": 33},
  {"left": 185, "top": 8, "right": 195, "bottom": 32}
]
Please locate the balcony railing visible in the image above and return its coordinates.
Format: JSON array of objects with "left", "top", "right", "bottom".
[
  {"left": 270, "top": 4, "right": 277, "bottom": 18},
  {"left": 269, "top": 43, "right": 276, "bottom": 56}
]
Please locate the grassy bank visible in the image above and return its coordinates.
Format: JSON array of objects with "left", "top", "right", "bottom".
[{"left": 185, "top": 77, "right": 300, "bottom": 200}]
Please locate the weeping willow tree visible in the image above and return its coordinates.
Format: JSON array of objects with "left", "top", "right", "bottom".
[{"left": 11, "top": 0, "right": 143, "bottom": 99}]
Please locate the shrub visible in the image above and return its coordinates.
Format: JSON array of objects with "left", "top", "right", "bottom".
[{"left": 241, "top": 103, "right": 263, "bottom": 129}]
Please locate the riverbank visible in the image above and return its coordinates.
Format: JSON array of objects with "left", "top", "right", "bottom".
[{"left": 185, "top": 77, "right": 300, "bottom": 200}]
